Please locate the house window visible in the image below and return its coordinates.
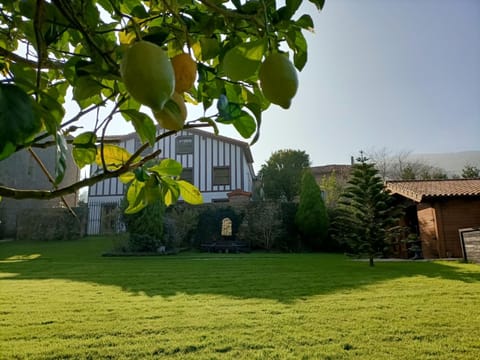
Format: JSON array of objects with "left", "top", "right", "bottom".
[
  {"left": 176, "top": 136, "right": 194, "bottom": 154},
  {"left": 181, "top": 168, "right": 194, "bottom": 183},
  {"left": 213, "top": 166, "right": 231, "bottom": 186}
]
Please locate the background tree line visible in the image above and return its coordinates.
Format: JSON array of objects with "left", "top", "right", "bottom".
[{"left": 121, "top": 146, "right": 477, "bottom": 260}]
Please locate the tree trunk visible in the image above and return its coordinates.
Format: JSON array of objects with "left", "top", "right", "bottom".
[{"left": 369, "top": 256, "right": 374, "bottom": 267}]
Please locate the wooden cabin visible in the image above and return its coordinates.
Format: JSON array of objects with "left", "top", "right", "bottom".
[{"left": 386, "top": 179, "right": 480, "bottom": 258}]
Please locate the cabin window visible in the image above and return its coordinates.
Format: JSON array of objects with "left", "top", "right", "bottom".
[
  {"left": 181, "top": 168, "right": 194, "bottom": 183},
  {"left": 176, "top": 136, "right": 194, "bottom": 154},
  {"left": 213, "top": 166, "right": 230, "bottom": 186}
]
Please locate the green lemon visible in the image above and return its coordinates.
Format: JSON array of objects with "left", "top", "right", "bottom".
[
  {"left": 259, "top": 53, "right": 298, "bottom": 109},
  {"left": 121, "top": 41, "right": 175, "bottom": 111},
  {"left": 153, "top": 92, "right": 187, "bottom": 131}
]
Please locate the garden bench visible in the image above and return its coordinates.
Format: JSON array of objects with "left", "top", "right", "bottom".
[{"left": 200, "top": 240, "right": 250, "bottom": 253}]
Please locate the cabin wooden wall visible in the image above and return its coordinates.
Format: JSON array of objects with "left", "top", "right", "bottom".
[
  {"left": 417, "top": 203, "right": 438, "bottom": 258},
  {"left": 417, "top": 198, "right": 480, "bottom": 258}
]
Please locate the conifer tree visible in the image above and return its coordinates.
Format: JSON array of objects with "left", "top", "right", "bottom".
[
  {"left": 335, "top": 152, "right": 400, "bottom": 266},
  {"left": 295, "top": 170, "right": 329, "bottom": 250}
]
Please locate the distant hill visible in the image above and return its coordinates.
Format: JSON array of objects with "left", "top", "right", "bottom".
[{"left": 407, "top": 151, "right": 480, "bottom": 176}]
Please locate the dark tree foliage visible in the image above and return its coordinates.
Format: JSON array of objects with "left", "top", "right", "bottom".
[
  {"left": 122, "top": 199, "right": 165, "bottom": 252},
  {"left": 277, "top": 202, "right": 301, "bottom": 251},
  {"left": 259, "top": 149, "right": 310, "bottom": 201},
  {"left": 193, "top": 206, "right": 244, "bottom": 246},
  {"left": 295, "top": 169, "right": 329, "bottom": 250},
  {"left": 334, "top": 153, "right": 401, "bottom": 266},
  {"left": 462, "top": 165, "right": 480, "bottom": 179},
  {"left": 239, "top": 201, "right": 283, "bottom": 250}
]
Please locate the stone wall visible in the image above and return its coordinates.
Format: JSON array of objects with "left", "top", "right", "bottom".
[
  {"left": 0, "top": 144, "right": 79, "bottom": 239},
  {"left": 16, "top": 207, "right": 88, "bottom": 241}
]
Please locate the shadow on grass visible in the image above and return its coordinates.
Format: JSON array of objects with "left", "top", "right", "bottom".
[{"left": 1, "top": 237, "right": 479, "bottom": 302}]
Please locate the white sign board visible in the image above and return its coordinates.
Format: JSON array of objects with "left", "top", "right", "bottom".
[{"left": 459, "top": 227, "right": 480, "bottom": 263}]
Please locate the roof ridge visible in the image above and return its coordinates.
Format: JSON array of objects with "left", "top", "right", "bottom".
[
  {"left": 385, "top": 178, "right": 480, "bottom": 202},
  {"left": 386, "top": 178, "right": 480, "bottom": 183}
]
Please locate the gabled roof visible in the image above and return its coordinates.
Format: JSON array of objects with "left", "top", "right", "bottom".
[
  {"left": 385, "top": 179, "right": 480, "bottom": 202},
  {"left": 102, "top": 126, "right": 254, "bottom": 164},
  {"left": 310, "top": 164, "right": 351, "bottom": 179}
]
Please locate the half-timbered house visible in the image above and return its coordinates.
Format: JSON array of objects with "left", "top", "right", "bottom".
[{"left": 87, "top": 127, "right": 255, "bottom": 234}]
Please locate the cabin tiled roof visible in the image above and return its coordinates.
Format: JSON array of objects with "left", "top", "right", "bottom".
[
  {"left": 385, "top": 179, "right": 480, "bottom": 202},
  {"left": 310, "top": 165, "right": 352, "bottom": 183}
]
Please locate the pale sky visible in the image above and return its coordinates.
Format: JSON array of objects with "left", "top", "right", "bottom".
[
  {"left": 249, "top": 0, "right": 480, "bottom": 171},
  {"left": 76, "top": 0, "right": 480, "bottom": 173}
]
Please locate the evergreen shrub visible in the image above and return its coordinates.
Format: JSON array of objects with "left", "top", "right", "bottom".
[
  {"left": 295, "top": 170, "right": 329, "bottom": 250},
  {"left": 121, "top": 200, "right": 165, "bottom": 252}
]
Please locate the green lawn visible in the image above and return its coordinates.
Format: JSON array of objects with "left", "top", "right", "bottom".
[{"left": 1, "top": 237, "right": 479, "bottom": 359}]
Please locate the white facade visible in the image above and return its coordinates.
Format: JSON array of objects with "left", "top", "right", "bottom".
[{"left": 87, "top": 127, "right": 255, "bottom": 234}]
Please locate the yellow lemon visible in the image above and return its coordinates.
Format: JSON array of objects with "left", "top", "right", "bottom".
[
  {"left": 153, "top": 92, "right": 187, "bottom": 131},
  {"left": 258, "top": 53, "right": 298, "bottom": 109},
  {"left": 121, "top": 41, "right": 175, "bottom": 111},
  {"left": 171, "top": 53, "right": 197, "bottom": 93}
]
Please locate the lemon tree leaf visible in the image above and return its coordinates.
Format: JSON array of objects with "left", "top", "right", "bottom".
[
  {"left": 161, "top": 176, "right": 180, "bottom": 206},
  {"left": 38, "top": 85, "right": 67, "bottom": 135},
  {"left": 222, "top": 39, "right": 266, "bottom": 81},
  {"left": 134, "top": 167, "right": 150, "bottom": 181},
  {"left": 0, "top": 83, "right": 40, "bottom": 160},
  {"left": 217, "top": 94, "right": 243, "bottom": 122},
  {"left": 286, "top": 29, "right": 308, "bottom": 71},
  {"left": 177, "top": 180, "right": 203, "bottom": 205},
  {"left": 119, "top": 171, "right": 135, "bottom": 184},
  {"left": 245, "top": 102, "right": 262, "bottom": 145},
  {"left": 0, "top": 140, "right": 16, "bottom": 162},
  {"left": 95, "top": 144, "right": 133, "bottom": 171},
  {"left": 120, "top": 109, "right": 157, "bottom": 146},
  {"left": 286, "top": 0, "right": 303, "bottom": 17},
  {"left": 308, "top": 0, "right": 325, "bottom": 10},
  {"left": 55, "top": 132, "right": 68, "bottom": 185},
  {"left": 125, "top": 179, "right": 147, "bottom": 214},
  {"left": 278, "top": 0, "right": 302, "bottom": 20},
  {"left": 224, "top": 82, "right": 243, "bottom": 103},
  {"left": 143, "top": 30, "right": 170, "bottom": 47},
  {"left": 144, "top": 176, "right": 161, "bottom": 203},
  {"left": 119, "top": 92, "right": 141, "bottom": 112},
  {"left": 72, "top": 132, "right": 97, "bottom": 169},
  {"left": 72, "top": 76, "right": 104, "bottom": 104},
  {"left": 149, "top": 158, "right": 182, "bottom": 177},
  {"left": 193, "top": 37, "right": 220, "bottom": 61},
  {"left": 119, "top": 30, "right": 136, "bottom": 45},
  {"left": 233, "top": 111, "right": 256, "bottom": 139},
  {"left": 296, "top": 14, "right": 314, "bottom": 31}
]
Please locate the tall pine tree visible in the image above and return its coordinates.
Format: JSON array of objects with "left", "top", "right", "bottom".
[{"left": 335, "top": 153, "right": 400, "bottom": 266}]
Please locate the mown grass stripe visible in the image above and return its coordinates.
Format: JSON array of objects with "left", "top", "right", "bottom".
[{"left": 1, "top": 237, "right": 479, "bottom": 359}]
